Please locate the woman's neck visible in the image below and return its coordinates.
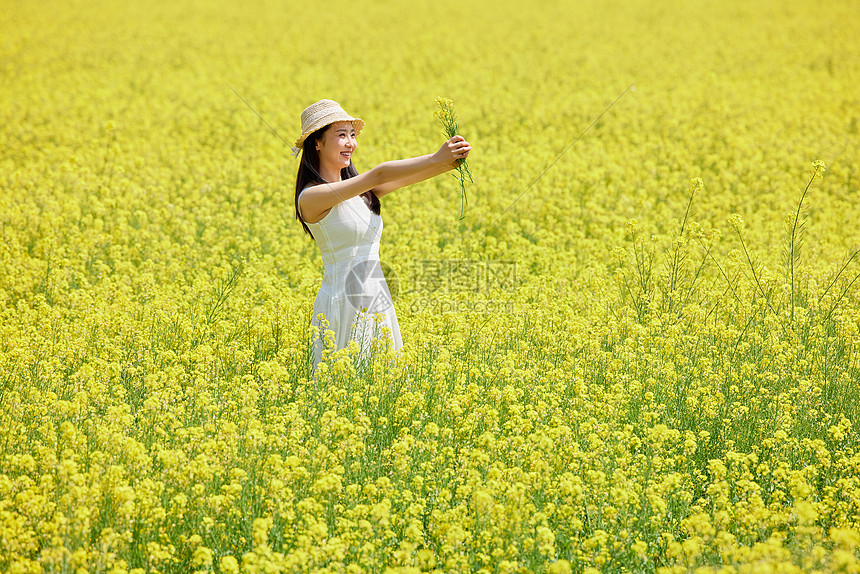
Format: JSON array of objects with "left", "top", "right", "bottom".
[{"left": 319, "top": 164, "right": 342, "bottom": 184}]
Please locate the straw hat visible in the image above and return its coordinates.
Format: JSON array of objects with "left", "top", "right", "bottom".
[{"left": 291, "top": 99, "right": 364, "bottom": 157}]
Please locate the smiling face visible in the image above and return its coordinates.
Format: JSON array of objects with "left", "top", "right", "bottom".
[{"left": 315, "top": 120, "right": 357, "bottom": 177}]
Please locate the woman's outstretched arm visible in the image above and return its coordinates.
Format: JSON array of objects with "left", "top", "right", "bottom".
[
  {"left": 372, "top": 146, "right": 467, "bottom": 198},
  {"left": 299, "top": 136, "right": 470, "bottom": 222}
]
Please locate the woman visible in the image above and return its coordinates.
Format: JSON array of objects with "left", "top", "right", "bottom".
[{"left": 293, "top": 99, "right": 471, "bottom": 369}]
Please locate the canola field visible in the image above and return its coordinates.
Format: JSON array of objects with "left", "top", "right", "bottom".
[{"left": 2, "top": 0, "right": 860, "bottom": 572}]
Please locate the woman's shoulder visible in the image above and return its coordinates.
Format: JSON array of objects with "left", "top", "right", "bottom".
[
  {"left": 297, "top": 181, "right": 323, "bottom": 213},
  {"left": 297, "top": 184, "right": 317, "bottom": 223},
  {"left": 299, "top": 181, "right": 323, "bottom": 194},
  {"left": 299, "top": 182, "right": 348, "bottom": 225}
]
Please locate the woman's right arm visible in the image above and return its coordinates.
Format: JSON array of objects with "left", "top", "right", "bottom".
[{"left": 299, "top": 136, "right": 469, "bottom": 222}]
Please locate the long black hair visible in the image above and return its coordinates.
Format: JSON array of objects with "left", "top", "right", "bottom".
[{"left": 295, "top": 124, "right": 380, "bottom": 239}]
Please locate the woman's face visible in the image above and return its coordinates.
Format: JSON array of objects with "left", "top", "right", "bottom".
[{"left": 315, "top": 120, "right": 357, "bottom": 171}]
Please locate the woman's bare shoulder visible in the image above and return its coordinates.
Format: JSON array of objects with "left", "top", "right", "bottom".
[{"left": 297, "top": 183, "right": 331, "bottom": 224}]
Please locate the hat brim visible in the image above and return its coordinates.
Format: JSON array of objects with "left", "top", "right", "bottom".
[{"left": 293, "top": 115, "right": 365, "bottom": 151}]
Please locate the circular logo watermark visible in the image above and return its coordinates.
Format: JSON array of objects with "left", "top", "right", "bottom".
[{"left": 345, "top": 259, "right": 398, "bottom": 314}]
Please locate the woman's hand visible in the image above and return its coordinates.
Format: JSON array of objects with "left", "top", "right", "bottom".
[{"left": 433, "top": 135, "right": 471, "bottom": 168}]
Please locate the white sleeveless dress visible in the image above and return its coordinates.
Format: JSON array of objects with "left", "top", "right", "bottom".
[{"left": 299, "top": 190, "right": 402, "bottom": 368}]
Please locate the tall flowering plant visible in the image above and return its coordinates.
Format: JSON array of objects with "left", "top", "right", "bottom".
[{"left": 434, "top": 97, "right": 473, "bottom": 220}]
